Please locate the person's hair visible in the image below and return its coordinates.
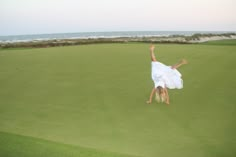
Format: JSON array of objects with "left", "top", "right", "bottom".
[{"left": 156, "top": 86, "right": 166, "bottom": 103}]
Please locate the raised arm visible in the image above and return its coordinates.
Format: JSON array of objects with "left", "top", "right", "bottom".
[
  {"left": 146, "top": 87, "right": 156, "bottom": 104},
  {"left": 164, "top": 88, "right": 170, "bottom": 105}
]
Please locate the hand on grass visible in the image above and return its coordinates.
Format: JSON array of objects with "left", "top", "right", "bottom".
[
  {"left": 165, "top": 100, "right": 170, "bottom": 105},
  {"left": 146, "top": 100, "right": 152, "bottom": 104}
]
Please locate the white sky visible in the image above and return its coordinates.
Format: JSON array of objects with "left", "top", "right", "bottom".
[{"left": 0, "top": 0, "right": 236, "bottom": 35}]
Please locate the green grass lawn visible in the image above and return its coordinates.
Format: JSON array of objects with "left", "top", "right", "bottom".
[
  {"left": 0, "top": 43, "right": 236, "bottom": 157},
  {"left": 0, "top": 131, "right": 138, "bottom": 157}
]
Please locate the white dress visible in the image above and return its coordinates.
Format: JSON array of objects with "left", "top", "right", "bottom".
[{"left": 151, "top": 61, "right": 183, "bottom": 89}]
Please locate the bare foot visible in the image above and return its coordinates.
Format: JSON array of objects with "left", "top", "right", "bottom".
[
  {"left": 181, "top": 59, "right": 188, "bottom": 65},
  {"left": 150, "top": 44, "right": 155, "bottom": 52}
]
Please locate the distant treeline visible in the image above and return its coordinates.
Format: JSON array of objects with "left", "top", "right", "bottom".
[{"left": 1, "top": 33, "right": 235, "bottom": 49}]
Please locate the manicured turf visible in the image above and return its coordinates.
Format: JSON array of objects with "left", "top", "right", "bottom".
[
  {"left": 0, "top": 131, "right": 138, "bottom": 157},
  {"left": 0, "top": 43, "right": 236, "bottom": 157}
]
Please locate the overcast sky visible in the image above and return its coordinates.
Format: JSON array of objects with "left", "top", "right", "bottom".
[{"left": 0, "top": 0, "right": 235, "bottom": 36}]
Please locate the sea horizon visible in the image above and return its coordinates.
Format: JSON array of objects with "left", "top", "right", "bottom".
[{"left": 0, "top": 30, "right": 235, "bottom": 43}]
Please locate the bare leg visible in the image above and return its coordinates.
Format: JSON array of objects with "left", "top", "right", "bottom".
[
  {"left": 171, "top": 59, "right": 188, "bottom": 69},
  {"left": 150, "top": 45, "right": 157, "bottom": 62},
  {"left": 147, "top": 45, "right": 158, "bottom": 104}
]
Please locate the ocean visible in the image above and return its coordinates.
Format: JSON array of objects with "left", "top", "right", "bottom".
[{"left": 0, "top": 31, "right": 234, "bottom": 43}]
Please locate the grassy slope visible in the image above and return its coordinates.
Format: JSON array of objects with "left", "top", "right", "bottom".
[
  {"left": 0, "top": 43, "right": 236, "bottom": 157},
  {"left": 0, "top": 131, "right": 138, "bottom": 157}
]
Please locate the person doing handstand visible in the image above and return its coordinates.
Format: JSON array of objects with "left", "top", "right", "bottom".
[{"left": 146, "top": 44, "right": 187, "bottom": 105}]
